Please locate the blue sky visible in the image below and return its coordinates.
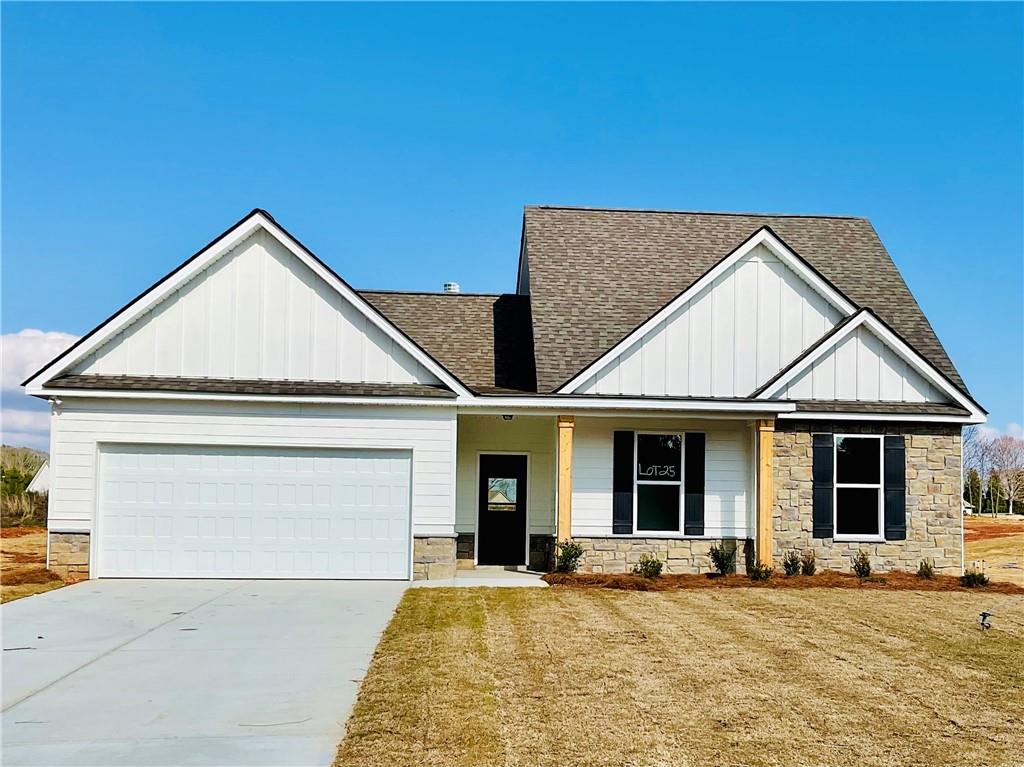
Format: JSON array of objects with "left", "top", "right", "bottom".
[{"left": 2, "top": 2, "right": 1021, "bottom": 449}]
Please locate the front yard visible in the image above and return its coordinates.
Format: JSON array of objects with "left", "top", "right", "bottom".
[
  {"left": 337, "top": 586, "right": 1024, "bottom": 767},
  {"left": 1, "top": 527, "right": 64, "bottom": 603}
]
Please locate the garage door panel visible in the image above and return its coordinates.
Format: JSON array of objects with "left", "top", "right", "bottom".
[{"left": 98, "top": 445, "right": 410, "bottom": 579}]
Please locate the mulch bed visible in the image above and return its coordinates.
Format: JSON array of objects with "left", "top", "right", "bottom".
[
  {"left": 0, "top": 526, "right": 46, "bottom": 539},
  {"left": 543, "top": 570, "right": 1024, "bottom": 595}
]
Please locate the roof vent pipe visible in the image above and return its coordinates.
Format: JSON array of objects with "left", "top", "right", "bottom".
[{"left": 443, "top": 282, "right": 461, "bottom": 294}]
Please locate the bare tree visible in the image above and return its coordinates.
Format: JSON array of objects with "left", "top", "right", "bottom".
[
  {"left": 988, "top": 435, "right": 1024, "bottom": 516},
  {"left": 962, "top": 426, "right": 992, "bottom": 515}
]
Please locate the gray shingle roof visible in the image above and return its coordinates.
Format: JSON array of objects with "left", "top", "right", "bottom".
[
  {"left": 47, "top": 375, "right": 456, "bottom": 398},
  {"left": 360, "top": 291, "right": 536, "bottom": 393},
  {"left": 522, "top": 206, "right": 966, "bottom": 395}
]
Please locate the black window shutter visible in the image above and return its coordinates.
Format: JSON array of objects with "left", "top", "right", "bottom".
[
  {"left": 684, "top": 432, "right": 705, "bottom": 536},
  {"left": 612, "top": 431, "right": 634, "bottom": 535},
  {"left": 812, "top": 434, "right": 834, "bottom": 538},
  {"left": 884, "top": 435, "right": 907, "bottom": 540}
]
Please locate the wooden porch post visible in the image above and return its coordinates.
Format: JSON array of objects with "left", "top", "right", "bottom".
[
  {"left": 757, "top": 418, "right": 775, "bottom": 567},
  {"left": 557, "top": 416, "right": 575, "bottom": 541}
]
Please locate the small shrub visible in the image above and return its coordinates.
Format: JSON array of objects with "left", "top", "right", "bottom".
[
  {"left": 748, "top": 562, "right": 774, "bottom": 581},
  {"left": 960, "top": 569, "right": 989, "bottom": 588},
  {"left": 800, "top": 551, "right": 816, "bottom": 576},
  {"left": 632, "top": 553, "right": 663, "bottom": 579},
  {"left": 917, "top": 558, "right": 935, "bottom": 579},
  {"left": 851, "top": 550, "right": 872, "bottom": 579},
  {"left": 709, "top": 543, "right": 737, "bottom": 575},
  {"left": 782, "top": 551, "right": 802, "bottom": 577},
  {"left": 554, "top": 540, "right": 584, "bottom": 573}
]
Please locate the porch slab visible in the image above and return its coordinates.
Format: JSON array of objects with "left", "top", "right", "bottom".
[{"left": 410, "top": 569, "right": 549, "bottom": 588}]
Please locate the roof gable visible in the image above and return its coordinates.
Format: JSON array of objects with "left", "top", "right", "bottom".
[
  {"left": 523, "top": 206, "right": 967, "bottom": 396},
  {"left": 756, "top": 308, "right": 985, "bottom": 419},
  {"left": 562, "top": 228, "right": 852, "bottom": 396},
  {"left": 24, "top": 210, "right": 470, "bottom": 396}
]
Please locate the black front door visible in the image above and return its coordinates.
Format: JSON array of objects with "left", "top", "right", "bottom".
[{"left": 477, "top": 454, "right": 527, "bottom": 566}]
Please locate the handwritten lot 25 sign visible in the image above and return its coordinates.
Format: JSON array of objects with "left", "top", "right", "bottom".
[{"left": 636, "top": 434, "right": 682, "bottom": 481}]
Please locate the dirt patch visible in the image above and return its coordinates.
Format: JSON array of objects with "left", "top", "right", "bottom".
[
  {"left": 965, "top": 517, "right": 1024, "bottom": 542},
  {"left": 543, "top": 570, "right": 1024, "bottom": 594},
  {"left": 1, "top": 526, "right": 65, "bottom": 602},
  {"left": 2, "top": 567, "right": 62, "bottom": 586}
]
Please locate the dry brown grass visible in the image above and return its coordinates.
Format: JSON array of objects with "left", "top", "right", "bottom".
[
  {"left": 1, "top": 526, "right": 64, "bottom": 603},
  {"left": 337, "top": 587, "right": 1024, "bottom": 767},
  {"left": 965, "top": 516, "right": 1024, "bottom": 587}
]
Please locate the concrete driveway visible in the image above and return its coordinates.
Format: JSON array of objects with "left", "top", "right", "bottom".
[{"left": 1, "top": 579, "right": 406, "bottom": 766}]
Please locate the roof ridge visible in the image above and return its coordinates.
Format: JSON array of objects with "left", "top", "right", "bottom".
[
  {"left": 524, "top": 204, "right": 868, "bottom": 221},
  {"left": 358, "top": 288, "right": 513, "bottom": 298}
]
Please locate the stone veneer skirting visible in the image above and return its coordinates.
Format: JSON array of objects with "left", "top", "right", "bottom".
[
  {"left": 773, "top": 422, "right": 962, "bottom": 574},
  {"left": 576, "top": 537, "right": 753, "bottom": 575},
  {"left": 413, "top": 536, "right": 456, "bottom": 580},
  {"left": 48, "top": 532, "right": 90, "bottom": 582}
]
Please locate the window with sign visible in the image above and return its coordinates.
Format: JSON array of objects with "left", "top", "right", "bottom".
[{"left": 635, "top": 433, "right": 682, "bottom": 532}]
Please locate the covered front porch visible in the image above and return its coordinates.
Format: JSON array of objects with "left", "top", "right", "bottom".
[{"left": 445, "top": 411, "right": 778, "bottom": 577}]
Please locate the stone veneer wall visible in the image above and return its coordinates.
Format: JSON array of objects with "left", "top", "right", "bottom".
[
  {"left": 576, "top": 537, "right": 752, "bottom": 575},
  {"left": 773, "top": 422, "right": 962, "bottom": 574},
  {"left": 413, "top": 536, "right": 457, "bottom": 580},
  {"left": 48, "top": 532, "right": 90, "bottom": 582}
]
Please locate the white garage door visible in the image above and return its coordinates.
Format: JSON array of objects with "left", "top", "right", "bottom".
[{"left": 97, "top": 444, "right": 411, "bottom": 579}]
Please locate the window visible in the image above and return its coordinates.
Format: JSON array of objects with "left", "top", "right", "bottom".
[
  {"left": 635, "top": 433, "right": 682, "bottom": 532},
  {"left": 487, "top": 478, "right": 517, "bottom": 512},
  {"left": 834, "top": 435, "right": 883, "bottom": 539}
]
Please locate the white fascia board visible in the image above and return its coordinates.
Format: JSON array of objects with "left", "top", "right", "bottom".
[
  {"left": 23, "top": 212, "right": 471, "bottom": 397},
  {"left": 757, "top": 310, "right": 985, "bottom": 420},
  {"left": 556, "top": 226, "right": 857, "bottom": 394},
  {"left": 779, "top": 411, "right": 985, "bottom": 425}
]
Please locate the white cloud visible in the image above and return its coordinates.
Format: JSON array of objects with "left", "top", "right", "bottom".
[
  {"left": 978, "top": 422, "right": 1024, "bottom": 441},
  {"left": 1, "top": 329, "right": 78, "bottom": 451},
  {"left": 2, "top": 329, "right": 79, "bottom": 393}
]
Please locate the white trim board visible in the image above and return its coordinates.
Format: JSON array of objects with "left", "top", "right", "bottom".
[
  {"left": 23, "top": 210, "right": 471, "bottom": 397},
  {"left": 556, "top": 226, "right": 858, "bottom": 394},
  {"left": 756, "top": 308, "right": 985, "bottom": 421}
]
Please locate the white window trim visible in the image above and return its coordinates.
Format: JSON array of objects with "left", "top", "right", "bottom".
[
  {"left": 833, "top": 434, "right": 885, "bottom": 542},
  {"left": 631, "top": 431, "right": 696, "bottom": 537}
]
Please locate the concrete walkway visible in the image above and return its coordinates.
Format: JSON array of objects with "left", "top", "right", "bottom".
[
  {"left": 410, "top": 568, "right": 549, "bottom": 588},
  {"left": 1, "top": 579, "right": 406, "bottom": 767}
]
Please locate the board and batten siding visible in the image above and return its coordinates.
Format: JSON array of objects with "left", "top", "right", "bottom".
[
  {"left": 570, "top": 417, "right": 754, "bottom": 538},
  {"left": 46, "top": 398, "right": 457, "bottom": 536},
  {"left": 455, "top": 415, "right": 556, "bottom": 536},
  {"left": 575, "top": 244, "right": 845, "bottom": 398},
  {"left": 777, "top": 325, "right": 944, "bottom": 402},
  {"left": 74, "top": 228, "right": 438, "bottom": 385}
]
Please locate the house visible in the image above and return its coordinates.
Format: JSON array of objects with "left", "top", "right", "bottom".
[
  {"left": 24, "top": 207, "right": 985, "bottom": 582},
  {"left": 26, "top": 460, "right": 49, "bottom": 494}
]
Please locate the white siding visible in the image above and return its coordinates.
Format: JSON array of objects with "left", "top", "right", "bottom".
[
  {"left": 570, "top": 417, "right": 753, "bottom": 538},
  {"left": 781, "top": 325, "right": 945, "bottom": 402},
  {"left": 46, "top": 398, "right": 456, "bottom": 537},
  {"left": 455, "top": 415, "right": 556, "bottom": 536},
  {"left": 74, "top": 229, "right": 438, "bottom": 385},
  {"left": 577, "top": 245, "right": 845, "bottom": 397}
]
